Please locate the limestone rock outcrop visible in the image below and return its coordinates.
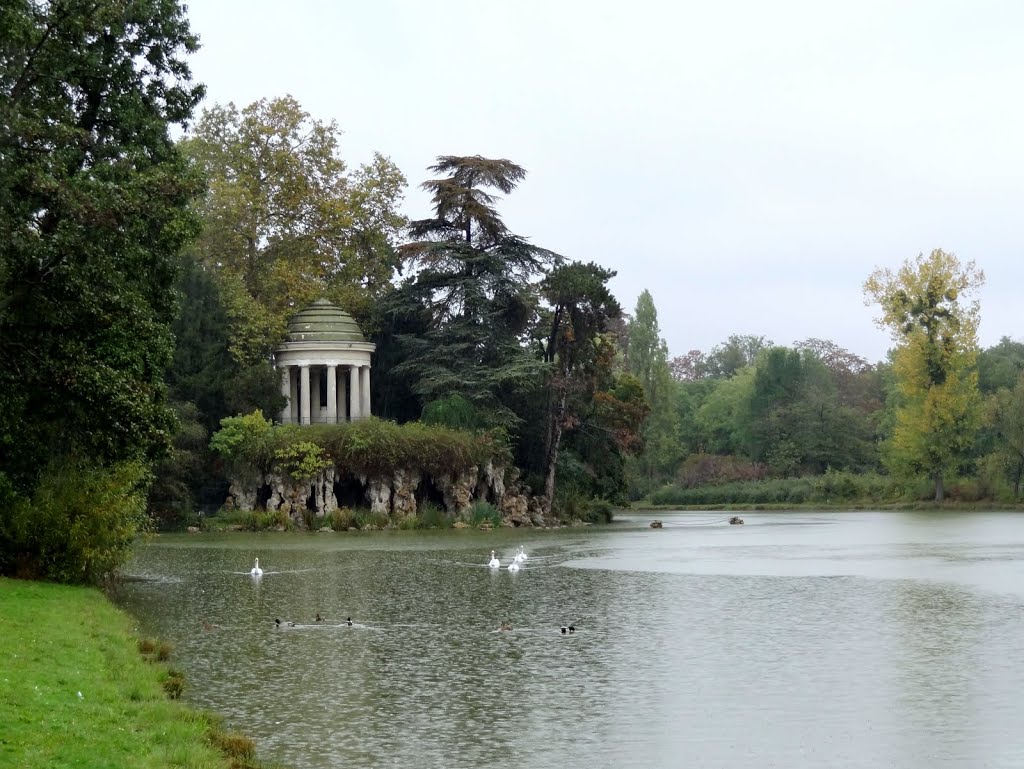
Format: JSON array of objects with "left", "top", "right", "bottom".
[{"left": 223, "top": 461, "right": 555, "bottom": 527}]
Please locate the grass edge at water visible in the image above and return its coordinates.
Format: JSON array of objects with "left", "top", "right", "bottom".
[{"left": 0, "top": 577, "right": 284, "bottom": 769}]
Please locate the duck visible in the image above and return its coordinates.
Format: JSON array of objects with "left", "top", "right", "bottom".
[
  {"left": 250, "top": 558, "right": 263, "bottom": 576},
  {"left": 508, "top": 560, "right": 520, "bottom": 573},
  {"left": 487, "top": 550, "right": 500, "bottom": 568},
  {"left": 560, "top": 624, "right": 576, "bottom": 634},
  {"left": 274, "top": 618, "right": 296, "bottom": 628},
  {"left": 499, "top": 621, "right": 513, "bottom": 631},
  {"left": 315, "top": 612, "right": 325, "bottom": 622},
  {"left": 729, "top": 516, "right": 744, "bottom": 525},
  {"left": 345, "top": 617, "right": 353, "bottom": 627}
]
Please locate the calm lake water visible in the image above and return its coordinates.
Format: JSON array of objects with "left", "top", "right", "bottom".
[{"left": 113, "top": 511, "right": 1024, "bottom": 769}]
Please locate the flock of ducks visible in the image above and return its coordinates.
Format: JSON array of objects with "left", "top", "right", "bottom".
[
  {"left": 256, "top": 547, "right": 577, "bottom": 635},
  {"left": 275, "top": 616, "right": 354, "bottom": 628}
]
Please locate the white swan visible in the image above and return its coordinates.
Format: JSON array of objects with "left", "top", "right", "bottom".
[
  {"left": 508, "top": 560, "right": 520, "bottom": 572},
  {"left": 514, "top": 546, "right": 527, "bottom": 563},
  {"left": 488, "top": 550, "right": 500, "bottom": 568},
  {"left": 250, "top": 558, "right": 263, "bottom": 576}
]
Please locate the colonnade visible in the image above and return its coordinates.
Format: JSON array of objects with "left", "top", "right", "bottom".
[{"left": 277, "top": 364, "right": 371, "bottom": 424}]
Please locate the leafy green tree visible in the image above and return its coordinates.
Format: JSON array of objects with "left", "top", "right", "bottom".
[
  {"left": 694, "top": 368, "right": 756, "bottom": 456},
  {"left": 623, "top": 290, "right": 679, "bottom": 482},
  {"left": 387, "top": 156, "right": 560, "bottom": 430},
  {"left": 147, "top": 401, "right": 219, "bottom": 527},
  {"left": 0, "top": 0, "right": 202, "bottom": 492},
  {"left": 794, "top": 338, "right": 884, "bottom": 471},
  {"left": 674, "top": 378, "right": 719, "bottom": 455},
  {"left": 1, "top": 0, "right": 202, "bottom": 580},
  {"left": 864, "top": 249, "right": 984, "bottom": 500},
  {"left": 538, "top": 262, "right": 623, "bottom": 507},
  {"left": 707, "top": 334, "right": 773, "bottom": 378},
  {"left": 182, "top": 96, "right": 406, "bottom": 363},
  {"left": 977, "top": 336, "right": 1024, "bottom": 394},
  {"left": 981, "top": 374, "right": 1024, "bottom": 497}
]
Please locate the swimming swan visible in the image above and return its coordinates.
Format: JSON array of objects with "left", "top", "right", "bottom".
[
  {"left": 251, "top": 558, "right": 263, "bottom": 576},
  {"left": 514, "top": 546, "right": 527, "bottom": 563},
  {"left": 488, "top": 550, "right": 500, "bottom": 568},
  {"left": 508, "top": 560, "right": 520, "bottom": 572}
]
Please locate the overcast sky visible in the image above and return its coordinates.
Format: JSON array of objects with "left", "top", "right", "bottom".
[{"left": 183, "top": 0, "right": 1024, "bottom": 364}]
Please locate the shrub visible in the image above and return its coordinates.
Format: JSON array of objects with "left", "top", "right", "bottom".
[
  {"left": 273, "top": 440, "right": 330, "bottom": 483},
  {"left": 156, "top": 641, "right": 173, "bottom": 662},
  {"left": 160, "top": 669, "right": 185, "bottom": 699},
  {"left": 396, "top": 514, "right": 420, "bottom": 530},
  {"left": 211, "top": 732, "right": 255, "bottom": 762},
  {"left": 208, "top": 411, "right": 274, "bottom": 478},
  {"left": 330, "top": 506, "right": 355, "bottom": 531},
  {"left": 355, "top": 509, "right": 390, "bottom": 530},
  {"left": 300, "top": 506, "right": 317, "bottom": 531},
  {"left": 468, "top": 501, "right": 501, "bottom": 527},
  {"left": 417, "top": 502, "right": 450, "bottom": 529},
  {"left": 255, "top": 509, "right": 290, "bottom": 531},
  {"left": 582, "top": 498, "right": 615, "bottom": 524},
  {"left": 677, "top": 453, "right": 767, "bottom": 488},
  {"left": 949, "top": 478, "right": 983, "bottom": 502},
  {"left": 0, "top": 460, "right": 150, "bottom": 584}
]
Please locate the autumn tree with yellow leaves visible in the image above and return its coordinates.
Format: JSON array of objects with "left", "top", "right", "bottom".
[{"left": 864, "top": 249, "right": 984, "bottom": 501}]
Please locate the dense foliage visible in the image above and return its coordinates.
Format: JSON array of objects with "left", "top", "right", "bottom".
[
  {"left": 382, "top": 155, "right": 559, "bottom": 431},
  {"left": 0, "top": 0, "right": 203, "bottom": 581},
  {"left": 209, "top": 413, "right": 511, "bottom": 482},
  {"left": 182, "top": 96, "right": 406, "bottom": 363}
]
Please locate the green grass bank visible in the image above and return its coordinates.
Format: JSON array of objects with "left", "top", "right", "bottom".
[{"left": 0, "top": 578, "right": 275, "bottom": 769}]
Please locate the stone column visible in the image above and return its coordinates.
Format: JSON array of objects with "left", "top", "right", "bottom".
[
  {"left": 349, "top": 365, "right": 360, "bottom": 421},
  {"left": 326, "top": 365, "right": 338, "bottom": 424},
  {"left": 289, "top": 367, "right": 299, "bottom": 423},
  {"left": 338, "top": 369, "right": 347, "bottom": 422},
  {"left": 312, "top": 366, "right": 323, "bottom": 423},
  {"left": 278, "top": 366, "right": 291, "bottom": 424},
  {"left": 360, "top": 365, "right": 371, "bottom": 419},
  {"left": 300, "top": 365, "right": 311, "bottom": 424}
]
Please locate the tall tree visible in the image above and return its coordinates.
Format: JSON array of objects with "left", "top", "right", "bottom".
[
  {"left": 387, "top": 156, "right": 560, "bottom": 430},
  {"left": 864, "top": 249, "right": 984, "bottom": 500},
  {"left": 538, "top": 262, "right": 622, "bottom": 508},
  {"left": 0, "top": 0, "right": 203, "bottom": 493},
  {"left": 623, "top": 290, "right": 679, "bottom": 481},
  {"left": 182, "top": 96, "right": 406, "bottom": 364}
]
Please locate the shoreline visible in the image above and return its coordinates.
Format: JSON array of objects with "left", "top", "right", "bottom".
[{"left": 0, "top": 577, "right": 282, "bottom": 769}]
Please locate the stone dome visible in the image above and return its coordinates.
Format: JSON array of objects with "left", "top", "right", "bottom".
[{"left": 284, "top": 299, "right": 367, "bottom": 343}]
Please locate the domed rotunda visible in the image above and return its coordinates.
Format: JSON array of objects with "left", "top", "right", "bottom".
[{"left": 274, "top": 299, "right": 375, "bottom": 424}]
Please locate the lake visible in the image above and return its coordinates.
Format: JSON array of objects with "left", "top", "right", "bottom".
[{"left": 113, "top": 510, "right": 1024, "bottom": 769}]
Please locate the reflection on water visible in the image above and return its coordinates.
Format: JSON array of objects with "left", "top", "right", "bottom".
[{"left": 113, "top": 512, "right": 1024, "bottom": 769}]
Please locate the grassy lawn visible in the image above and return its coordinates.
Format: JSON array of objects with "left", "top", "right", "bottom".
[{"left": 0, "top": 577, "right": 269, "bottom": 769}]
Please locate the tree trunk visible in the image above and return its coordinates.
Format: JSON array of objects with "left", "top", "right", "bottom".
[
  {"left": 934, "top": 473, "right": 944, "bottom": 502},
  {"left": 542, "top": 391, "right": 567, "bottom": 514}
]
